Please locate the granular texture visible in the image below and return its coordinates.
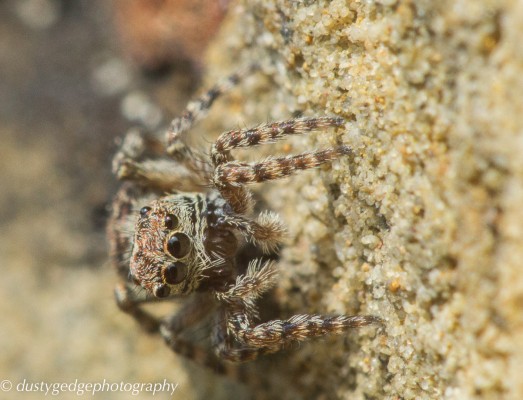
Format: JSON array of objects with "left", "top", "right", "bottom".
[{"left": 197, "top": 1, "right": 523, "bottom": 398}]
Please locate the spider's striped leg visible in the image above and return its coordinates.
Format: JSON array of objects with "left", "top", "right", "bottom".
[
  {"left": 213, "top": 146, "right": 351, "bottom": 187},
  {"left": 212, "top": 146, "right": 350, "bottom": 213},
  {"left": 113, "top": 129, "right": 209, "bottom": 191},
  {"left": 116, "top": 157, "right": 208, "bottom": 192},
  {"left": 209, "top": 117, "right": 347, "bottom": 214},
  {"left": 210, "top": 116, "right": 345, "bottom": 166},
  {"left": 114, "top": 282, "right": 162, "bottom": 333},
  {"left": 215, "top": 259, "right": 383, "bottom": 360},
  {"left": 166, "top": 63, "right": 259, "bottom": 160},
  {"left": 159, "top": 295, "right": 240, "bottom": 376},
  {"left": 229, "top": 312, "right": 382, "bottom": 352},
  {"left": 213, "top": 310, "right": 272, "bottom": 363},
  {"left": 216, "top": 303, "right": 382, "bottom": 361},
  {"left": 113, "top": 129, "right": 164, "bottom": 169},
  {"left": 213, "top": 259, "right": 282, "bottom": 361}
]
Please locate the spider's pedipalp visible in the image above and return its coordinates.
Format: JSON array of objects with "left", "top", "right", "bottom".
[
  {"left": 213, "top": 211, "right": 286, "bottom": 253},
  {"left": 217, "top": 258, "right": 278, "bottom": 302}
]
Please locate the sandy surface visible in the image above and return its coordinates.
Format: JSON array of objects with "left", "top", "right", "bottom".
[
  {"left": 0, "top": 1, "right": 229, "bottom": 399},
  {"left": 2, "top": 0, "right": 523, "bottom": 399}
]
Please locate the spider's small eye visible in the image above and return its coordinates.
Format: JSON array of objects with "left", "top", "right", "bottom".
[
  {"left": 164, "top": 214, "right": 179, "bottom": 230},
  {"left": 139, "top": 206, "right": 151, "bottom": 217},
  {"left": 153, "top": 284, "right": 170, "bottom": 298},
  {"left": 166, "top": 233, "right": 191, "bottom": 259},
  {"left": 163, "top": 262, "right": 187, "bottom": 285}
]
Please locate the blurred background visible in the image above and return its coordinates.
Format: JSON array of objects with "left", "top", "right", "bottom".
[
  {"left": 0, "top": 0, "right": 243, "bottom": 398},
  {"left": 4, "top": 1, "right": 523, "bottom": 399}
]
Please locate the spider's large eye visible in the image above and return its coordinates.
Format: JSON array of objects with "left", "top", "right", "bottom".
[
  {"left": 153, "top": 284, "right": 170, "bottom": 298},
  {"left": 166, "top": 233, "right": 191, "bottom": 259},
  {"left": 164, "top": 214, "right": 178, "bottom": 230},
  {"left": 163, "top": 262, "right": 187, "bottom": 285},
  {"left": 139, "top": 206, "right": 151, "bottom": 217}
]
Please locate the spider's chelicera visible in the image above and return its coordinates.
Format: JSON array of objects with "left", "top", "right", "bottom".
[{"left": 108, "top": 65, "right": 382, "bottom": 373}]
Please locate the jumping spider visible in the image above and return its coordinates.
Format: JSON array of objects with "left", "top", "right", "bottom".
[{"left": 108, "top": 65, "right": 381, "bottom": 373}]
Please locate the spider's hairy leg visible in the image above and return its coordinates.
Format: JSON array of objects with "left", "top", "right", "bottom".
[
  {"left": 114, "top": 282, "right": 161, "bottom": 333},
  {"left": 160, "top": 295, "right": 241, "bottom": 376},
  {"left": 113, "top": 129, "right": 164, "bottom": 168},
  {"left": 217, "top": 185, "right": 255, "bottom": 215},
  {"left": 166, "top": 63, "right": 259, "bottom": 159},
  {"left": 213, "top": 146, "right": 352, "bottom": 188},
  {"left": 117, "top": 158, "right": 209, "bottom": 192},
  {"left": 212, "top": 259, "right": 279, "bottom": 363},
  {"left": 218, "top": 308, "right": 382, "bottom": 362},
  {"left": 209, "top": 117, "right": 348, "bottom": 213},
  {"left": 230, "top": 313, "right": 382, "bottom": 353},
  {"left": 214, "top": 309, "right": 381, "bottom": 364},
  {"left": 210, "top": 116, "right": 345, "bottom": 166},
  {"left": 215, "top": 260, "right": 382, "bottom": 361},
  {"left": 107, "top": 183, "right": 160, "bottom": 280},
  {"left": 113, "top": 129, "right": 209, "bottom": 191},
  {"left": 213, "top": 315, "right": 271, "bottom": 363}
]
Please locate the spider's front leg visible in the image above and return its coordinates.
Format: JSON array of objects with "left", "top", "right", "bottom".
[
  {"left": 207, "top": 116, "right": 348, "bottom": 248},
  {"left": 210, "top": 117, "right": 349, "bottom": 214},
  {"left": 214, "top": 260, "right": 382, "bottom": 362}
]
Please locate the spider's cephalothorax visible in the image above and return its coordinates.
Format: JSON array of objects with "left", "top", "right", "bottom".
[
  {"left": 108, "top": 65, "right": 382, "bottom": 375},
  {"left": 130, "top": 192, "right": 241, "bottom": 298}
]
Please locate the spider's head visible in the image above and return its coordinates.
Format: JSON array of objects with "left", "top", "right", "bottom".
[{"left": 129, "top": 194, "right": 207, "bottom": 298}]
